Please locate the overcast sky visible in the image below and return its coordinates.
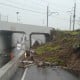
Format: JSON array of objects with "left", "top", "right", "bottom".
[{"left": 0, "top": 0, "right": 80, "bottom": 30}]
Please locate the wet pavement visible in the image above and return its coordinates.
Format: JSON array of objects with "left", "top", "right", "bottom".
[
  {"left": 10, "top": 68, "right": 24, "bottom": 80},
  {"left": 24, "top": 65, "right": 80, "bottom": 80}
]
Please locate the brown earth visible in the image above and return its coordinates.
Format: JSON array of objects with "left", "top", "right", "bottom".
[{"left": 34, "top": 31, "right": 80, "bottom": 71}]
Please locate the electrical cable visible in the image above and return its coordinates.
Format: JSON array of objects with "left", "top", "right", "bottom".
[
  {"left": 0, "top": 2, "right": 45, "bottom": 14},
  {"left": 4, "top": 0, "right": 46, "bottom": 8}
]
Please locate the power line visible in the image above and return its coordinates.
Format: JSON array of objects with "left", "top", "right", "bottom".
[
  {"left": 4, "top": 0, "right": 46, "bottom": 9},
  {"left": 0, "top": 2, "right": 45, "bottom": 14},
  {"left": 3, "top": 0, "right": 59, "bottom": 15},
  {"left": 4, "top": 0, "right": 25, "bottom": 6},
  {"left": 30, "top": 0, "right": 47, "bottom": 7}
]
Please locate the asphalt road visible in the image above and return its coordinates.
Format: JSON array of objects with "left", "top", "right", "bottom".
[
  {"left": 10, "top": 68, "right": 25, "bottom": 80},
  {"left": 23, "top": 65, "right": 80, "bottom": 80}
]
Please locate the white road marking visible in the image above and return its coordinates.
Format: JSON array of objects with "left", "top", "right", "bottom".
[{"left": 21, "top": 68, "right": 28, "bottom": 80}]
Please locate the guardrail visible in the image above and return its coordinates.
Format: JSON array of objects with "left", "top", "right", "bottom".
[{"left": 0, "top": 50, "right": 25, "bottom": 80}]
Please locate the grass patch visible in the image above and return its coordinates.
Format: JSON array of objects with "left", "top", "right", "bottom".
[
  {"left": 44, "top": 57, "right": 65, "bottom": 66},
  {"left": 65, "top": 31, "right": 80, "bottom": 36},
  {"left": 70, "top": 32, "right": 79, "bottom": 36},
  {"left": 63, "top": 37, "right": 76, "bottom": 42},
  {"left": 35, "top": 44, "right": 61, "bottom": 55}
]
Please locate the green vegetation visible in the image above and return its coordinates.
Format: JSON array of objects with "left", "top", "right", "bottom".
[
  {"left": 35, "top": 44, "right": 61, "bottom": 55},
  {"left": 65, "top": 31, "right": 80, "bottom": 36},
  {"left": 71, "top": 31, "right": 80, "bottom": 36},
  {"left": 62, "top": 37, "right": 77, "bottom": 43},
  {"left": 44, "top": 57, "right": 65, "bottom": 66}
]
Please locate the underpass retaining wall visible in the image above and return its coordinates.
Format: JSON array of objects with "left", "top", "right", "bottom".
[{"left": 0, "top": 51, "right": 25, "bottom": 80}]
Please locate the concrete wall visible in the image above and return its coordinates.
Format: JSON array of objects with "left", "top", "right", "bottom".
[
  {"left": 0, "top": 21, "right": 52, "bottom": 35},
  {"left": 0, "top": 50, "right": 25, "bottom": 80}
]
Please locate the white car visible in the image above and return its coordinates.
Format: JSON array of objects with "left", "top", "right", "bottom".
[{"left": 17, "top": 43, "right": 21, "bottom": 50}]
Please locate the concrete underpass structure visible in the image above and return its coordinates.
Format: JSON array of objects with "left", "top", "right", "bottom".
[
  {"left": 0, "top": 21, "right": 53, "bottom": 80},
  {"left": 0, "top": 21, "right": 53, "bottom": 48}
]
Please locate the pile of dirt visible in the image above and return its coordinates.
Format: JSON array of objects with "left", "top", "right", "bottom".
[{"left": 34, "top": 30, "right": 80, "bottom": 71}]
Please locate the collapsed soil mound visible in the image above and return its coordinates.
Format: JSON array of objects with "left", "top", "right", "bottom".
[{"left": 35, "top": 31, "right": 80, "bottom": 71}]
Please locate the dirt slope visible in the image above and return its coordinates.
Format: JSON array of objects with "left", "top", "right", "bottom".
[{"left": 35, "top": 31, "right": 80, "bottom": 71}]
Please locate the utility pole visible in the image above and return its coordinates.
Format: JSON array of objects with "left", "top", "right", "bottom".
[
  {"left": 70, "top": 14, "right": 72, "bottom": 30},
  {"left": 46, "top": 6, "right": 59, "bottom": 27},
  {"left": 47, "top": 6, "right": 49, "bottom": 27},
  {"left": 73, "top": 1, "right": 76, "bottom": 31}
]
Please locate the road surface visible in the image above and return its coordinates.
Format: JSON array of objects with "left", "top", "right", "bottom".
[
  {"left": 23, "top": 65, "right": 80, "bottom": 80},
  {"left": 10, "top": 68, "right": 24, "bottom": 80}
]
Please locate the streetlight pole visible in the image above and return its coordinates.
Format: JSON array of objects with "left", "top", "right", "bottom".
[{"left": 16, "top": 12, "right": 19, "bottom": 23}]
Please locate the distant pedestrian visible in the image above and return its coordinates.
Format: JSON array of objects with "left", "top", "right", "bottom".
[
  {"left": 29, "top": 48, "right": 35, "bottom": 61},
  {"left": 25, "top": 50, "right": 30, "bottom": 58}
]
